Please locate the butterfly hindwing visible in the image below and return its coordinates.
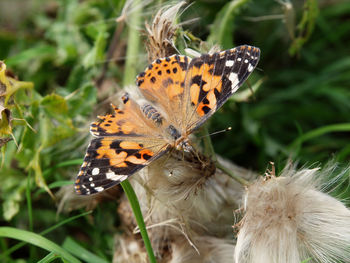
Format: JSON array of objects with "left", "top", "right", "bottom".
[{"left": 75, "top": 96, "right": 170, "bottom": 195}]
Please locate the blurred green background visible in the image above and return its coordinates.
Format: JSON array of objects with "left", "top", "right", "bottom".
[{"left": 0, "top": 0, "right": 349, "bottom": 262}]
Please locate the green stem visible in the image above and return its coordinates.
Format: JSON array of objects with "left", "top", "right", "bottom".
[
  {"left": 289, "top": 122, "right": 350, "bottom": 153},
  {"left": 201, "top": 125, "right": 217, "bottom": 162},
  {"left": 200, "top": 126, "right": 249, "bottom": 186},
  {"left": 26, "top": 173, "right": 33, "bottom": 232},
  {"left": 215, "top": 160, "right": 249, "bottom": 186},
  {"left": 123, "top": 0, "right": 142, "bottom": 85},
  {"left": 120, "top": 180, "right": 156, "bottom": 263}
]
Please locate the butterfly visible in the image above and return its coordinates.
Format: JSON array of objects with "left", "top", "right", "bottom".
[{"left": 75, "top": 45, "right": 260, "bottom": 195}]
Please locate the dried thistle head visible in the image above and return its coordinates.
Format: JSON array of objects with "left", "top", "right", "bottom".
[
  {"left": 235, "top": 163, "right": 350, "bottom": 263},
  {"left": 145, "top": 1, "right": 186, "bottom": 62},
  {"left": 169, "top": 236, "right": 235, "bottom": 263},
  {"left": 113, "top": 233, "right": 148, "bottom": 263},
  {"left": 117, "top": 154, "right": 256, "bottom": 257},
  {"left": 113, "top": 233, "right": 235, "bottom": 263}
]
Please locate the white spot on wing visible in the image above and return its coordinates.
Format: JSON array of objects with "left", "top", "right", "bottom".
[
  {"left": 229, "top": 72, "right": 240, "bottom": 92},
  {"left": 90, "top": 183, "right": 95, "bottom": 187},
  {"left": 92, "top": 168, "right": 99, "bottom": 175},
  {"left": 106, "top": 171, "right": 115, "bottom": 179},
  {"left": 89, "top": 177, "right": 93, "bottom": 181},
  {"left": 237, "top": 57, "right": 242, "bottom": 62},
  {"left": 225, "top": 60, "right": 234, "bottom": 67},
  {"left": 248, "top": 64, "right": 254, "bottom": 72},
  {"left": 106, "top": 171, "right": 128, "bottom": 182},
  {"left": 95, "top": 186, "right": 104, "bottom": 192},
  {"left": 244, "top": 59, "right": 248, "bottom": 63}
]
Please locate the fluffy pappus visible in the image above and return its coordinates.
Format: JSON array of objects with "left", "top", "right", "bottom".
[{"left": 235, "top": 163, "right": 350, "bottom": 263}]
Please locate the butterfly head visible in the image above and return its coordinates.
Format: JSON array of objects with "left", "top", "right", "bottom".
[{"left": 175, "top": 137, "right": 193, "bottom": 153}]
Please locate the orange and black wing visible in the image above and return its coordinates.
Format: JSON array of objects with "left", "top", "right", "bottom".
[
  {"left": 75, "top": 137, "right": 170, "bottom": 195},
  {"left": 183, "top": 45, "right": 260, "bottom": 133},
  {"left": 135, "top": 45, "right": 260, "bottom": 134},
  {"left": 75, "top": 97, "right": 170, "bottom": 195}
]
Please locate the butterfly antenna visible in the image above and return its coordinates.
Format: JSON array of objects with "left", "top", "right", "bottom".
[{"left": 198, "top": 127, "right": 232, "bottom": 139}]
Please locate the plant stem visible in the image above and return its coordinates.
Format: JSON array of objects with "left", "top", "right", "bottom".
[
  {"left": 120, "top": 180, "right": 157, "bottom": 263},
  {"left": 201, "top": 126, "right": 249, "bottom": 186},
  {"left": 123, "top": 0, "right": 142, "bottom": 85},
  {"left": 215, "top": 160, "right": 249, "bottom": 186}
]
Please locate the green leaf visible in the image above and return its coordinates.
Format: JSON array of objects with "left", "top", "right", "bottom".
[
  {"left": 39, "top": 94, "right": 76, "bottom": 147},
  {"left": 0, "top": 168, "right": 27, "bottom": 221},
  {"left": 207, "top": 0, "right": 252, "bottom": 49},
  {"left": 0, "top": 227, "right": 81, "bottom": 263},
  {"left": 67, "top": 84, "right": 97, "bottom": 117},
  {"left": 289, "top": 0, "right": 319, "bottom": 55},
  {"left": 82, "top": 24, "right": 108, "bottom": 68},
  {"left": 0, "top": 105, "right": 12, "bottom": 137},
  {"left": 37, "top": 252, "right": 60, "bottom": 263},
  {"left": 2, "top": 211, "right": 92, "bottom": 257},
  {"left": 62, "top": 237, "right": 109, "bottom": 263},
  {"left": 26, "top": 145, "right": 54, "bottom": 199},
  {"left": 5, "top": 45, "right": 56, "bottom": 67},
  {"left": 289, "top": 123, "right": 350, "bottom": 156},
  {"left": 40, "top": 94, "right": 68, "bottom": 116}
]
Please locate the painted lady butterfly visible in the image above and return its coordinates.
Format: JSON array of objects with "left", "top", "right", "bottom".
[{"left": 75, "top": 45, "right": 260, "bottom": 195}]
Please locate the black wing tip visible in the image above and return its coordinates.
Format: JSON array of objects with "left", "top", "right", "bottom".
[
  {"left": 74, "top": 169, "right": 123, "bottom": 196},
  {"left": 74, "top": 179, "right": 112, "bottom": 196},
  {"left": 235, "top": 44, "right": 260, "bottom": 52},
  {"left": 235, "top": 45, "right": 261, "bottom": 60}
]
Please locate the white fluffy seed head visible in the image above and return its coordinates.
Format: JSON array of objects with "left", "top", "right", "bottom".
[
  {"left": 169, "top": 236, "right": 235, "bottom": 263},
  {"left": 234, "top": 163, "right": 350, "bottom": 263},
  {"left": 127, "top": 154, "right": 256, "bottom": 256},
  {"left": 112, "top": 234, "right": 148, "bottom": 263}
]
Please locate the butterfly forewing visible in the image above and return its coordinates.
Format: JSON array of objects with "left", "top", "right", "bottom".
[
  {"left": 136, "top": 55, "right": 191, "bottom": 129},
  {"left": 184, "top": 45, "right": 260, "bottom": 133}
]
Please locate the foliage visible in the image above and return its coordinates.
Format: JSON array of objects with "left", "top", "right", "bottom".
[{"left": 0, "top": 0, "right": 349, "bottom": 261}]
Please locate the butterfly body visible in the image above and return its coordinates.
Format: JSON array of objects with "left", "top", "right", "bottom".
[{"left": 75, "top": 45, "right": 260, "bottom": 195}]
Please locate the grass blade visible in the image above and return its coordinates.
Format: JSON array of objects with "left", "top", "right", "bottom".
[
  {"left": 121, "top": 180, "right": 157, "bottom": 263},
  {"left": 0, "top": 227, "right": 81, "bottom": 263},
  {"left": 1, "top": 211, "right": 92, "bottom": 257},
  {"left": 289, "top": 123, "right": 350, "bottom": 155},
  {"left": 62, "top": 237, "right": 109, "bottom": 263},
  {"left": 37, "top": 252, "right": 60, "bottom": 263}
]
